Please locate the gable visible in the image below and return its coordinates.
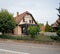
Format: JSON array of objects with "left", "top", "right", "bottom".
[
  {"left": 19, "top": 14, "right": 36, "bottom": 25},
  {"left": 15, "top": 11, "right": 37, "bottom": 25}
]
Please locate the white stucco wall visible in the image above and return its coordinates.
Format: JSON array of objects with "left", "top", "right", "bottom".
[{"left": 19, "top": 15, "right": 35, "bottom": 24}]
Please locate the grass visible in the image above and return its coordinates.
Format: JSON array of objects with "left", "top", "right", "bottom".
[
  {"left": 0, "top": 34, "right": 60, "bottom": 45},
  {"left": 0, "top": 35, "right": 54, "bottom": 42},
  {"left": 0, "top": 35, "right": 16, "bottom": 39},
  {"left": 0, "top": 35, "right": 60, "bottom": 45},
  {"left": 35, "top": 36, "right": 53, "bottom": 42},
  {"left": 0, "top": 35, "right": 31, "bottom": 40}
]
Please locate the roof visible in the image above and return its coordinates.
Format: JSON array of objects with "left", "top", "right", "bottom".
[
  {"left": 15, "top": 11, "right": 37, "bottom": 24},
  {"left": 51, "top": 17, "right": 60, "bottom": 27},
  {"left": 52, "top": 22, "right": 58, "bottom": 27},
  {"left": 56, "top": 18, "right": 60, "bottom": 23}
]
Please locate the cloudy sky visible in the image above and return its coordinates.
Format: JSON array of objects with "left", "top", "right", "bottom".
[{"left": 0, "top": 0, "right": 60, "bottom": 25}]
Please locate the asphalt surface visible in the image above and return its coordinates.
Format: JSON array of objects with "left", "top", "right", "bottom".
[{"left": 0, "top": 40, "right": 60, "bottom": 54}]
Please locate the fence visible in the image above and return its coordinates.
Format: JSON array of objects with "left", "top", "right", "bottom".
[{"left": 40, "top": 32, "right": 57, "bottom": 36}]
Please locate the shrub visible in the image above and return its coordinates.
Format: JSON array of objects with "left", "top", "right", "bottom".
[
  {"left": 57, "top": 30, "right": 60, "bottom": 37},
  {"left": 28, "top": 26, "right": 40, "bottom": 38},
  {"left": 50, "top": 36, "right": 58, "bottom": 40},
  {"left": 50, "top": 36, "right": 60, "bottom": 42}
]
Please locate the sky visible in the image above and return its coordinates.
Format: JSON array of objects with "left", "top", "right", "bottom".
[{"left": 0, "top": 0, "right": 60, "bottom": 25}]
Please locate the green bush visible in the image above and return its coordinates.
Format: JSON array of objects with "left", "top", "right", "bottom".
[
  {"left": 50, "top": 36, "right": 58, "bottom": 40},
  {"left": 45, "top": 21, "right": 53, "bottom": 32},
  {"left": 50, "top": 36, "right": 60, "bottom": 41},
  {"left": 28, "top": 26, "right": 40, "bottom": 38},
  {"left": 57, "top": 30, "right": 60, "bottom": 37}
]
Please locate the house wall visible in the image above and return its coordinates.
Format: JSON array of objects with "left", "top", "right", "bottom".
[
  {"left": 24, "top": 15, "right": 32, "bottom": 23},
  {"left": 19, "top": 20, "right": 24, "bottom": 24},
  {"left": 14, "top": 26, "right": 22, "bottom": 35},
  {"left": 19, "top": 15, "right": 35, "bottom": 24}
]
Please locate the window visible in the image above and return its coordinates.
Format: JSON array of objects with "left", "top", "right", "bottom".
[
  {"left": 29, "top": 20, "right": 31, "bottom": 23},
  {"left": 23, "top": 18, "right": 25, "bottom": 22},
  {"left": 29, "top": 20, "right": 33, "bottom": 23},
  {"left": 32, "top": 20, "right": 33, "bottom": 23}
]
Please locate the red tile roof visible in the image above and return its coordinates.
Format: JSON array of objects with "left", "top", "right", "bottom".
[
  {"left": 52, "top": 22, "right": 58, "bottom": 27},
  {"left": 15, "top": 11, "right": 37, "bottom": 24},
  {"left": 52, "top": 17, "right": 60, "bottom": 27}
]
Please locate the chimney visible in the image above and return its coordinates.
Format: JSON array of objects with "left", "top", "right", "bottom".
[{"left": 17, "top": 12, "right": 19, "bottom": 16}]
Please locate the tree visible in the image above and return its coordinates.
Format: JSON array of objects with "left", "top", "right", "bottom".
[
  {"left": 0, "top": 9, "right": 16, "bottom": 34},
  {"left": 38, "top": 23, "right": 44, "bottom": 28},
  {"left": 57, "top": 23, "right": 60, "bottom": 37},
  {"left": 27, "top": 26, "right": 40, "bottom": 38},
  {"left": 45, "top": 21, "right": 52, "bottom": 32},
  {"left": 56, "top": 4, "right": 60, "bottom": 37}
]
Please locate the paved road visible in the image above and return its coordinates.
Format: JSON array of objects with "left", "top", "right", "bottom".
[{"left": 0, "top": 41, "right": 60, "bottom": 54}]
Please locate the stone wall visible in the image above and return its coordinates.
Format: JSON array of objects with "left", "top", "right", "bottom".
[{"left": 14, "top": 26, "right": 22, "bottom": 35}]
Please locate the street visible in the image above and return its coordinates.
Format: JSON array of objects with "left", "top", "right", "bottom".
[{"left": 0, "top": 40, "right": 60, "bottom": 54}]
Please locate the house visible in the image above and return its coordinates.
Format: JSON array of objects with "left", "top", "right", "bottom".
[
  {"left": 51, "top": 4, "right": 60, "bottom": 31},
  {"left": 14, "top": 11, "right": 37, "bottom": 35},
  {"left": 51, "top": 18, "right": 60, "bottom": 31}
]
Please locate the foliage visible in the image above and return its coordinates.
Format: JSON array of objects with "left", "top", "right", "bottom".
[
  {"left": 27, "top": 26, "right": 40, "bottom": 38},
  {"left": 45, "top": 21, "right": 53, "bottom": 32},
  {"left": 0, "top": 35, "right": 15, "bottom": 39},
  {"left": 51, "top": 23, "right": 60, "bottom": 41},
  {"left": 38, "top": 23, "right": 44, "bottom": 28},
  {"left": 0, "top": 35, "right": 31, "bottom": 40},
  {"left": 50, "top": 36, "right": 58, "bottom": 40},
  {"left": 57, "top": 30, "right": 60, "bottom": 37},
  {"left": 35, "top": 36, "right": 53, "bottom": 42},
  {"left": 0, "top": 35, "right": 53, "bottom": 42},
  {"left": 0, "top": 9, "right": 16, "bottom": 34},
  {"left": 50, "top": 36, "right": 60, "bottom": 41},
  {"left": 56, "top": 5, "right": 60, "bottom": 37},
  {"left": 38, "top": 23, "right": 45, "bottom": 32},
  {"left": 56, "top": 22, "right": 60, "bottom": 36}
]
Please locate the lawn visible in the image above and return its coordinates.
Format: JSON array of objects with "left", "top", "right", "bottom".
[
  {"left": 35, "top": 36, "right": 53, "bottom": 42},
  {"left": 0, "top": 35, "right": 54, "bottom": 42}
]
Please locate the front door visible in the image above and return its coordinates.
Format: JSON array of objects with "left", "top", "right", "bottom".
[{"left": 22, "top": 26, "right": 27, "bottom": 34}]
